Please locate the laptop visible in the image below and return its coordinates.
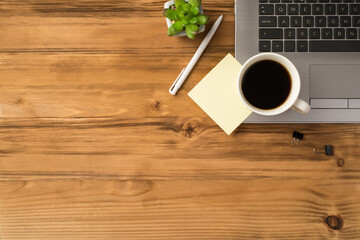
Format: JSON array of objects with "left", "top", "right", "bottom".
[{"left": 235, "top": 0, "right": 360, "bottom": 123}]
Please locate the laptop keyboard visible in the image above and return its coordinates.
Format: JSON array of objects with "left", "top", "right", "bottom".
[{"left": 259, "top": 0, "right": 360, "bottom": 52}]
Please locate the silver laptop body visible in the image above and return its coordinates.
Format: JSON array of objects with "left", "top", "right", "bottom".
[{"left": 235, "top": 0, "right": 360, "bottom": 123}]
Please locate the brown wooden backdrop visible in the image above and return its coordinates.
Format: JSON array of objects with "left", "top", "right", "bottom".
[{"left": 0, "top": 0, "right": 360, "bottom": 239}]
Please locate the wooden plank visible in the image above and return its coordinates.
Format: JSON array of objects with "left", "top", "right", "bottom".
[
  {"left": 0, "top": 16, "right": 234, "bottom": 52},
  {"left": 0, "top": 178, "right": 359, "bottom": 239},
  {"left": 0, "top": 0, "right": 234, "bottom": 51},
  {"left": 0, "top": 0, "right": 233, "bottom": 17},
  {"left": 0, "top": 53, "right": 231, "bottom": 118},
  {"left": 0, "top": 118, "right": 359, "bottom": 180}
]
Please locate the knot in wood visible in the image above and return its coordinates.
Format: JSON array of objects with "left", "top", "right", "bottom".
[
  {"left": 326, "top": 215, "right": 343, "bottom": 230},
  {"left": 337, "top": 158, "right": 345, "bottom": 167},
  {"left": 151, "top": 100, "right": 161, "bottom": 111},
  {"left": 15, "top": 97, "right": 25, "bottom": 105},
  {"left": 181, "top": 121, "right": 200, "bottom": 138}
]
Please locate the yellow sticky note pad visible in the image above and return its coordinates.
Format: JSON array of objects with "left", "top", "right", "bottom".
[{"left": 188, "top": 54, "right": 253, "bottom": 135}]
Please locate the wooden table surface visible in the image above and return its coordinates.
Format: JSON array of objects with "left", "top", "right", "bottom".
[{"left": 1, "top": 0, "right": 360, "bottom": 239}]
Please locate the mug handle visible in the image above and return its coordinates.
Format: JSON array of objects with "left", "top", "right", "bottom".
[{"left": 291, "top": 98, "right": 311, "bottom": 114}]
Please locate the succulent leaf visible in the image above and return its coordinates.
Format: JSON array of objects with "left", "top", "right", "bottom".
[
  {"left": 180, "top": 19, "right": 189, "bottom": 26},
  {"left": 162, "top": 9, "right": 177, "bottom": 20},
  {"left": 172, "top": 21, "right": 184, "bottom": 32},
  {"left": 197, "top": 14, "right": 209, "bottom": 25},
  {"left": 188, "top": 0, "right": 201, "bottom": 8},
  {"left": 175, "top": 0, "right": 186, "bottom": 8},
  {"left": 187, "top": 12, "right": 194, "bottom": 19},
  {"left": 189, "top": 6, "right": 199, "bottom": 15},
  {"left": 189, "top": 16, "right": 198, "bottom": 24},
  {"left": 185, "top": 25, "right": 196, "bottom": 39},
  {"left": 183, "top": 3, "right": 191, "bottom": 13},
  {"left": 186, "top": 24, "right": 199, "bottom": 34},
  {"left": 167, "top": 25, "right": 179, "bottom": 36},
  {"left": 176, "top": 12, "right": 185, "bottom": 21},
  {"left": 176, "top": 4, "right": 184, "bottom": 13}
]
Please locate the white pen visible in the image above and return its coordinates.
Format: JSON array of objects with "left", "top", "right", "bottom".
[{"left": 169, "top": 15, "right": 224, "bottom": 95}]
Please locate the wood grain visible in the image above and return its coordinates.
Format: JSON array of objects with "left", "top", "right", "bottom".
[
  {"left": 0, "top": 119, "right": 360, "bottom": 181},
  {"left": 0, "top": 0, "right": 360, "bottom": 239},
  {"left": 1, "top": 179, "right": 360, "bottom": 240}
]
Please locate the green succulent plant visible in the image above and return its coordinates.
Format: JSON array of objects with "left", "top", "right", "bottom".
[{"left": 163, "top": 0, "right": 210, "bottom": 39}]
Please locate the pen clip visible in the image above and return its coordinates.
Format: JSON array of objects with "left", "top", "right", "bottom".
[{"left": 169, "top": 68, "right": 186, "bottom": 96}]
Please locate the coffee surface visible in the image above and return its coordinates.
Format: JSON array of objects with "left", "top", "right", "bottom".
[{"left": 242, "top": 60, "right": 291, "bottom": 110}]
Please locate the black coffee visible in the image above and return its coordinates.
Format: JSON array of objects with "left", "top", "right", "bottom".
[{"left": 241, "top": 60, "right": 291, "bottom": 110}]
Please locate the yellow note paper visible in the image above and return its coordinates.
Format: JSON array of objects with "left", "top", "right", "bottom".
[{"left": 188, "top": 54, "right": 253, "bottom": 135}]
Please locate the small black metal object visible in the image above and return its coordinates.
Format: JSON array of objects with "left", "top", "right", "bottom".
[
  {"left": 313, "top": 145, "right": 333, "bottom": 156},
  {"left": 292, "top": 131, "right": 304, "bottom": 145}
]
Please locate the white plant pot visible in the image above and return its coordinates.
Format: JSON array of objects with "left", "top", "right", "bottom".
[{"left": 164, "top": 0, "right": 205, "bottom": 37}]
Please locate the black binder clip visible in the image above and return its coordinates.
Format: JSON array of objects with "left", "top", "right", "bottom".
[
  {"left": 292, "top": 131, "right": 304, "bottom": 145},
  {"left": 313, "top": 145, "right": 333, "bottom": 156}
]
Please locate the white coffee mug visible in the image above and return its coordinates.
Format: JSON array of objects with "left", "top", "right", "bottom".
[{"left": 237, "top": 53, "right": 311, "bottom": 116}]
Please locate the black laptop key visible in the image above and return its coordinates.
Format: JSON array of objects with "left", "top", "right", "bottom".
[
  {"left": 309, "top": 40, "right": 360, "bottom": 51},
  {"left": 260, "top": 4, "right": 274, "bottom": 15},
  {"left": 340, "top": 16, "right": 352, "bottom": 27},
  {"left": 285, "top": 28, "right": 296, "bottom": 38},
  {"left": 306, "top": 0, "right": 317, "bottom": 3},
  {"left": 321, "top": 28, "right": 333, "bottom": 38},
  {"left": 347, "top": 28, "right": 358, "bottom": 38},
  {"left": 259, "top": 16, "right": 277, "bottom": 27},
  {"left": 300, "top": 4, "right": 312, "bottom": 15},
  {"left": 297, "top": 41, "right": 308, "bottom": 51},
  {"left": 313, "top": 4, "right": 324, "bottom": 15},
  {"left": 270, "top": 0, "right": 281, "bottom": 2},
  {"left": 334, "top": 28, "right": 345, "bottom": 39},
  {"left": 282, "top": 0, "right": 293, "bottom": 2},
  {"left": 331, "top": 0, "right": 342, "bottom": 2},
  {"left": 350, "top": 4, "right": 360, "bottom": 14},
  {"left": 288, "top": 4, "right": 299, "bottom": 15},
  {"left": 353, "top": 16, "right": 360, "bottom": 26},
  {"left": 315, "top": 16, "right": 326, "bottom": 27},
  {"left": 337, "top": 4, "right": 349, "bottom": 15},
  {"left": 303, "top": 16, "right": 314, "bottom": 27},
  {"left": 328, "top": 16, "right": 339, "bottom": 27},
  {"left": 294, "top": 0, "right": 306, "bottom": 2},
  {"left": 325, "top": 4, "right": 336, "bottom": 15},
  {"left": 297, "top": 28, "right": 308, "bottom": 38},
  {"left": 276, "top": 4, "right": 287, "bottom": 15},
  {"left": 259, "top": 29, "right": 283, "bottom": 39},
  {"left": 259, "top": 41, "right": 271, "bottom": 52},
  {"left": 309, "top": 28, "right": 321, "bottom": 39},
  {"left": 285, "top": 41, "right": 296, "bottom": 51},
  {"left": 319, "top": 0, "right": 330, "bottom": 2},
  {"left": 291, "top": 16, "right": 302, "bottom": 26},
  {"left": 279, "top": 16, "right": 290, "bottom": 26},
  {"left": 272, "top": 41, "right": 284, "bottom": 51},
  {"left": 259, "top": 0, "right": 268, "bottom": 2}
]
